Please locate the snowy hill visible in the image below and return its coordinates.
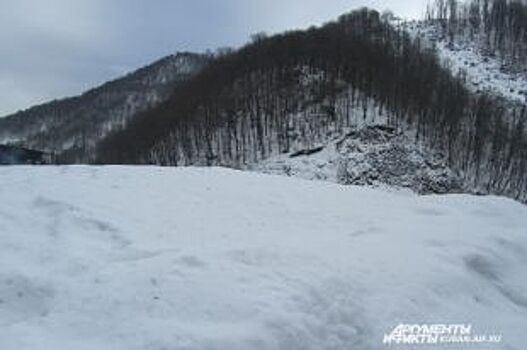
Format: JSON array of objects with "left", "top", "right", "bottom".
[
  {"left": 1, "top": 166, "right": 526, "bottom": 350},
  {"left": 95, "top": 10, "right": 527, "bottom": 204}
]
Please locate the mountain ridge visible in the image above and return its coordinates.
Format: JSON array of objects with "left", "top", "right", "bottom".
[{"left": 0, "top": 52, "right": 209, "bottom": 162}]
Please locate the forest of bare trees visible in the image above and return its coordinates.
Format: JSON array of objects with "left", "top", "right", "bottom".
[
  {"left": 97, "top": 8, "right": 527, "bottom": 202},
  {"left": 427, "top": 0, "right": 527, "bottom": 69}
]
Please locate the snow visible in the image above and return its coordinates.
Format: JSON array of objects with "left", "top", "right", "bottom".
[
  {"left": 437, "top": 40, "right": 527, "bottom": 104},
  {"left": 0, "top": 166, "right": 526, "bottom": 350}
]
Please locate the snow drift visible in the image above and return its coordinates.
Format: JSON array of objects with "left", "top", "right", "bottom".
[{"left": 0, "top": 166, "right": 526, "bottom": 349}]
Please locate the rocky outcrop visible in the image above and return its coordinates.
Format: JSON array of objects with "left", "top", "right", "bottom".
[{"left": 252, "top": 125, "right": 464, "bottom": 195}]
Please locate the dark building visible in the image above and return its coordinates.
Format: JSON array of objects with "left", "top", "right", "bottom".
[{"left": 0, "top": 145, "right": 51, "bottom": 165}]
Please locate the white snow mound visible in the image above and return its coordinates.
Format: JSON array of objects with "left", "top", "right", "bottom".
[{"left": 0, "top": 166, "right": 526, "bottom": 350}]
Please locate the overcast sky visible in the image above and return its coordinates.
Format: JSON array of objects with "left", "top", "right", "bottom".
[{"left": 0, "top": 0, "right": 429, "bottom": 117}]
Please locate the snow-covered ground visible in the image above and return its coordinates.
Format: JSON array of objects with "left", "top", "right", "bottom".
[{"left": 1, "top": 166, "right": 526, "bottom": 350}]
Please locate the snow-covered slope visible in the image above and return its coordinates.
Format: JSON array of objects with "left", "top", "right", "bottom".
[
  {"left": 401, "top": 21, "right": 527, "bottom": 104},
  {"left": 436, "top": 39, "right": 527, "bottom": 104},
  {"left": 1, "top": 166, "right": 526, "bottom": 350}
]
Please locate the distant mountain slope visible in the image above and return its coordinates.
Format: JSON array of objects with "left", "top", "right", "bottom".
[{"left": 0, "top": 52, "right": 209, "bottom": 162}]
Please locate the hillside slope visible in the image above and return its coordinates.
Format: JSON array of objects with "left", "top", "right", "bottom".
[
  {"left": 400, "top": 20, "right": 527, "bottom": 105},
  {"left": 1, "top": 166, "right": 526, "bottom": 350},
  {"left": 97, "top": 9, "right": 527, "bottom": 203},
  {"left": 0, "top": 53, "right": 208, "bottom": 162}
]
